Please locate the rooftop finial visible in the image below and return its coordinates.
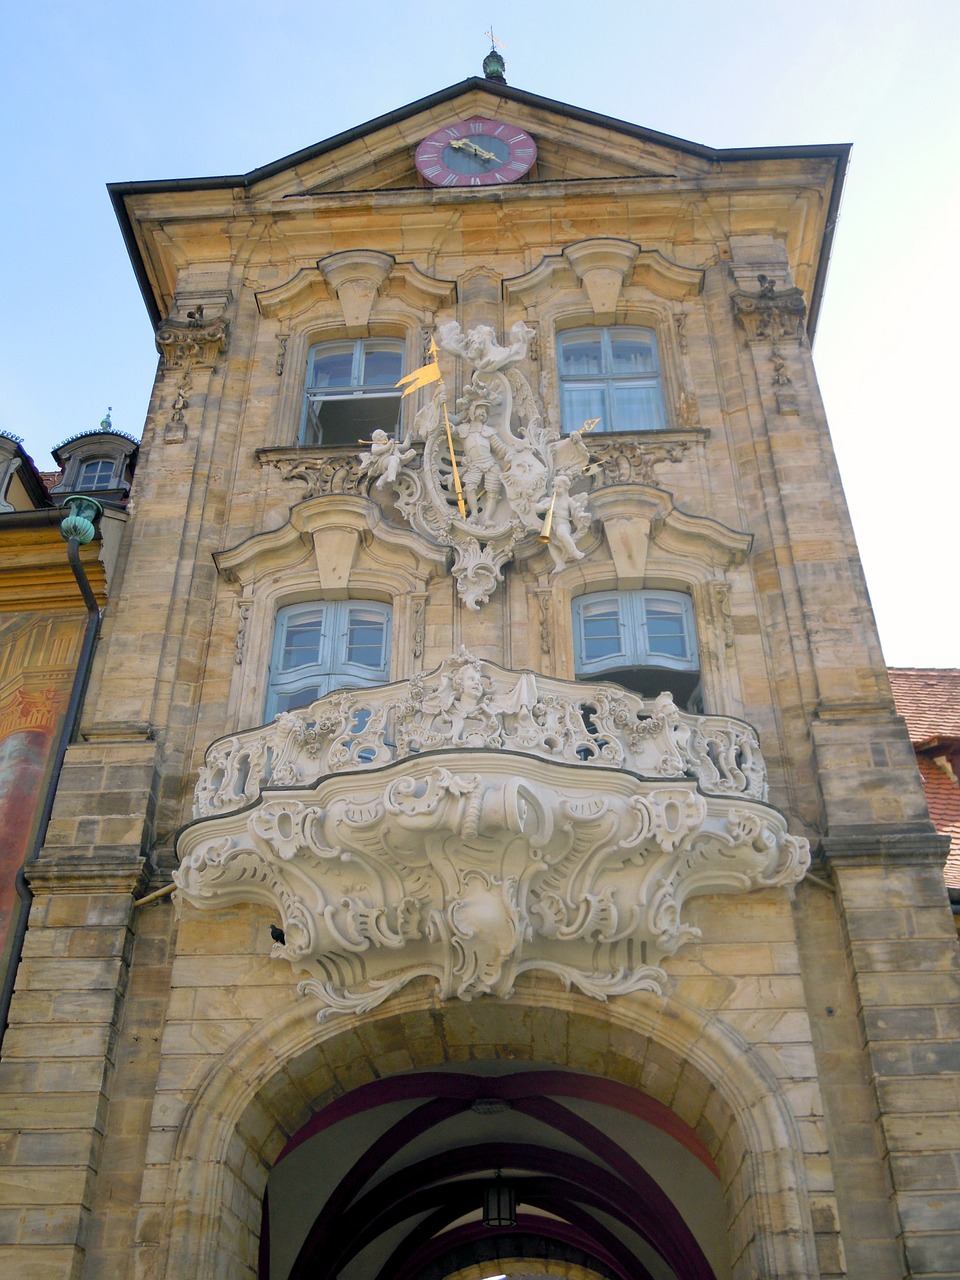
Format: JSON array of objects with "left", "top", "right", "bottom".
[
  {"left": 100, "top": 406, "right": 113, "bottom": 432},
  {"left": 483, "top": 27, "right": 506, "bottom": 84}
]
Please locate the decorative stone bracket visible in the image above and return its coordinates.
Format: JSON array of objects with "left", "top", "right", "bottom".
[
  {"left": 318, "top": 249, "right": 394, "bottom": 331},
  {"left": 175, "top": 652, "right": 809, "bottom": 1020},
  {"left": 732, "top": 276, "right": 806, "bottom": 343},
  {"left": 176, "top": 756, "right": 808, "bottom": 1021},
  {"left": 156, "top": 309, "right": 228, "bottom": 371}
]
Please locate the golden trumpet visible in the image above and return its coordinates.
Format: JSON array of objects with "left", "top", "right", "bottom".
[{"left": 539, "top": 489, "right": 557, "bottom": 543}]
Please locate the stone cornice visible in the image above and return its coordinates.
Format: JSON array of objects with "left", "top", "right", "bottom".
[
  {"left": 505, "top": 243, "right": 703, "bottom": 310},
  {"left": 256, "top": 255, "right": 456, "bottom": 323},
  {"left": 28, "top": 852, "right": 148, "bottom": 896},
  {"left": 213, "top": 493, "right": 448, "bottom": 588},
  {"left": 819, "top": 830, "right": 950, "bottom": 867},
  {"left": 591, "top": 486, "right": 753, "bottom": 568}
]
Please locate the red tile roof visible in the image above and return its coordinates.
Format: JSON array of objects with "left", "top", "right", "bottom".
[
  {"left": 889, "top": 668, "right": 960, "bottom": 744},
  {"left": 917, "top": 755, "right": 960, "bottom": 887},
  {"left": 889, "top": 668, "right": 960, "bottom": 888}
]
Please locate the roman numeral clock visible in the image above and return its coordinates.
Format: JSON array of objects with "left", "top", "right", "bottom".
[{"left": 415, "top": 116, "right": 537, "bottom": 186}]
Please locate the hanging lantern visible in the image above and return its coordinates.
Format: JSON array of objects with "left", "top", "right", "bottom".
[{"left": 482, "top": 1172, "right": 516, "bottom": 1228}]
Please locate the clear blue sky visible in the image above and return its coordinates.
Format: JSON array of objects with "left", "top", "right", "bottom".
[{"left": 2, "top": 0, "right": 957, "bottom": 665}]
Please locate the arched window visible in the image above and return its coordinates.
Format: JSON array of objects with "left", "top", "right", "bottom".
[
  {"left": 573, "top": 589, "right": 701, "bottom": 709},
  {"left": 300, "top": 338, "right": 404, "bottom": 446},
  {"left": 557, "top": 326, "right": 666, "bottom": 433},
  {"left": 77, "top": 458, "right": 117, "bottom": 490},
  {"left": 266, "top": 600, "right": 391, "bottom": 717}
]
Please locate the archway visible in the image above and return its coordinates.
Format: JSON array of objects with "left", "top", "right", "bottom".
[
  {"left": 267, "top": 1066, "right": 723, "bottom": 1279},
  {"left": 154, "top": 986, "right": 821, "bottom": 1280}
]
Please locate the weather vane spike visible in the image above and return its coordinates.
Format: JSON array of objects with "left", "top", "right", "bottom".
[{"left": 482, "top": 26, "right": 507, "bottom": 82}]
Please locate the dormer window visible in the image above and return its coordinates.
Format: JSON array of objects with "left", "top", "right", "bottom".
[
  {"left": 300, "top": 339, "right": 404, "bottom": 447},
  {"left": 558, "top": 326, "right": 667, "bottom": 433}
]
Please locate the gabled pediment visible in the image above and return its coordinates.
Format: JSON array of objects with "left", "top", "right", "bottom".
[
  {"left": 110, "top": 76, "right": 849, "bottom": 330},
  {"left": 221, "top": 80, "right": 734, "bottom": 204},
  {"left": 290, "top": 84, "right": 682, "bottom": 196}
]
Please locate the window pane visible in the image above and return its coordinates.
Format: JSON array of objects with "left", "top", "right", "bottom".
[
  {"left": 304, "top": 394, "right": 401, "bottom": 447},
  {"left": 559, "top": 331, "right": 604, "bottom": 377},
  {"left": 581, "top": 605, "right": 623, "bottom": 662},
  {"left": 561, "top": 384, "right": 607, "bottom": 434},
  {"left": 612, "top": 383, "right": 666, "bottom": 431},
  {"left": 644, "top": 599, "right": 689, "bottom": 659},
  {"left": 360, "top": 344, "right": 404, "bottom": 387},
  {"left": 307, "top": 345, "right": 354, "bottom": 390},
  {"left": 346, "top": 610, "right": 386, "bottom": 668},
  {"left": 609, "top": 330, "right": 658, "bottom": 375},
  {"left": 281, "top": 615, "right": 324, "bottom": 670},
  {"left": 79, "top": 459, "right": 115, "bottom": 489},
  {"left": 274, "top": 685, "right": 325, "bottom": 714}
]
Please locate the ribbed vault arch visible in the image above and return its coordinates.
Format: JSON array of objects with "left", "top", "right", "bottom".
[{"left": 152, "top": 983, "right": 820, "bottom": 1280}]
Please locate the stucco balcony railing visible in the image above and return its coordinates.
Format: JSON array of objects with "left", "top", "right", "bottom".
[{"left": 193, "top": 648, "right": 767, "bottom": 819}]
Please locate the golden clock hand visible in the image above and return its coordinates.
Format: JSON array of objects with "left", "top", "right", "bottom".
[{"left": 449, "top": 138, "right": 498, "bottom": 162}]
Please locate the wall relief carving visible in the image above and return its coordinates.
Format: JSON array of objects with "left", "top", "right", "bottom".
[
  {"left": 260, "top": 448, "right": 368, "bottom": 498},
  {"left": 357, "top": 323, "right": 596, "bottom": 609},
  {"left": 732, "top": 274, "right": 806, "bottom": 343},
  {"left": 193, "top": 650, "right": 768, "bottom": 819}
]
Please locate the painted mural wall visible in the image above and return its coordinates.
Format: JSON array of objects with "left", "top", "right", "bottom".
[{"left": 0, "top": 612, "right": 82, "bottom": 971}]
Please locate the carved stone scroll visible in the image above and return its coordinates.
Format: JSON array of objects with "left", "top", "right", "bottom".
[
  {"left": 156, "top": 315, "right": 228, "bottom": 371},
  {"left": 176, "top": 656, "right": 809, "bottom": 1021}
]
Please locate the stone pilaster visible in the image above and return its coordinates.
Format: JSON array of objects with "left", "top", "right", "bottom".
[
  {"left": 0, "top": 852, "right": 146, "bottom": 1277},
  {"left": 825, "top": 835, "right": 960, "bottom": 1280}
]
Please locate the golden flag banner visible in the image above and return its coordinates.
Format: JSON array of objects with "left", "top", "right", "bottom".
[{"left": 396, "top": 361, "right": 442, "bottom": 398}]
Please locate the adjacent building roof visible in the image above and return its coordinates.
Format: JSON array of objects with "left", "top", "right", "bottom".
[
  {"left": 889, "top": 668, "right": 960, "bottom": 745},
  {"left": 889, "top": 668, "right": 960, "bottom": 887}
]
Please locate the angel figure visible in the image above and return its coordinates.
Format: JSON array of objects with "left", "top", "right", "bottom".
[
  {"left": 537, "top": 473, "right": 591, "bottom": 570},
  {"left": 359, "top": 429, "right": 415, "bottom": 490},
  {"left": 422, "top": 654, "right": 501, "bottom": 747},
  {"left": 438, "top": 320, "right": 536, "bottom": 372}
]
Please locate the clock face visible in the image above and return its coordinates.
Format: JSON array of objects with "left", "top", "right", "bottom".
[{"left": 415, "top": 116, "right": 537, "bottom": 187}]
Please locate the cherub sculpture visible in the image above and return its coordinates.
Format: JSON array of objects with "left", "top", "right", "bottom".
[
  {"left": 358, "top": 429, "right": 415, "bottom": 491},
  {"left": 537, "top": 473, "right": 591, "bottom": 570}
]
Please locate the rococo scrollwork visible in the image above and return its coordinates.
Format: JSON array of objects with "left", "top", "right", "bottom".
[
  {"left": 175, "top": 652, "right": 810, "bottom": 1021},
  {"left": 358, "top": 322, "right": 595, "bottom": 608}
]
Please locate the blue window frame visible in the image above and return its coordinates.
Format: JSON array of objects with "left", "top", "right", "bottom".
[
  {"left": 573, "top": 590, "right": 700, "bottom": 708},
  {"left": 266, "top": 600, "right": 391, "bottom": 717},
  {"left": 558, "top": 326, "right": 667, "bottom": 434},
  {"left": 300, "top": 338, "right": 404, "bottom": 447}
]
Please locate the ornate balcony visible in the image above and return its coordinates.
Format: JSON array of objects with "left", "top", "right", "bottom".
[
  {"left": 176, "top": 651, "right": 809, "bottom": 1020},
  {"left": 193, "top": 650, "right": 768, "bottom": 818}
]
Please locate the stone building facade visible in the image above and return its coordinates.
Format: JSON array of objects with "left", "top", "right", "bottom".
[{"left": 1, "top": 72, "right": 958, "bottom": 1280}]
